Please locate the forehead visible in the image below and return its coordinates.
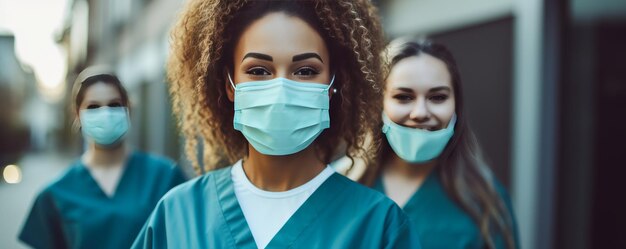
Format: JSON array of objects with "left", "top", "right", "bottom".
[
  {"left": 387, "top": 54, "right": 453, "bottom": 90},
  {"left": 235, "top": 12, "right": 327, "bottom": 59},
  {"left": 81, "top": 82, "right": 122, "bottom": 103}
]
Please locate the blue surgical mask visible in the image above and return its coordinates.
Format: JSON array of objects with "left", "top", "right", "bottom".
[
  {"left": 382, "top": 112, "right": 456, "bottom": 163},
  {"left": 80, "top": 107, "right": 130, "bottom": 146},
  {"left": 229, "top": 74, "right": 335, "bottom": 155}
]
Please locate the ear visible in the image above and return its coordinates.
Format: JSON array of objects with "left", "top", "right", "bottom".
[
  {"left": 73, "top": 111, "right": 81, "bottom": 132},
  {"left": 223, "top": 69, "right": 235, "bottom": 102},
  {"left": 328, "top": 74, "right": 337, "bottom": 100},
  {"left": 329, "top": 87, "right": 337, "bottom": 100},
  {"left": 126, "top": 106, "right": 132, "bottom": 122}
]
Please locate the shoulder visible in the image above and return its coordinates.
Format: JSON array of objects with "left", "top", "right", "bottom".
[
  {"left": 331, "top": 173, "right": 403, "bottom": 217},
  {"left": 23, "top": 160, "right": 86, "bottom": 215},
  {"left": 490, "top": 177, "right": 520, "bottom": 248},
  {"left": 39, "top": 160, "right": 85, "bottom": 197},
  {"left": 158, "top": 166, "right": 230, "bottom": 205},
  {"left": 327, "top": 174, "right": 419, "bottom": 247},
  {"left": 131, "top": 151, "right": 177, "bottom": 169},
  {"left": 129, "top": 151, "right": 187, "bottom": 181},
  {"left": 332, "top": 173, "right": 391, "bottom": 204},
  {"left": 492, "top": 177, "right": 513, "bottom": 207}
]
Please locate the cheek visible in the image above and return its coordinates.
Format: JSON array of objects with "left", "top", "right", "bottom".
[
  {"left": 429, "top": 100, "right": 456, "bottom": 124},
  {"left": 383, "top": 98, "right": 412, "bottom": 123}
]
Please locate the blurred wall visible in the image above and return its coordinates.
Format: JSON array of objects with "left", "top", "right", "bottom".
[
  {"left": 60, "top": 0, "right": 188, "bottom": 174},
  {"left": 557, "top": 0, "right": 626, "bottom": 248},
  {"left": 0, "top": 36, "right": 36, "bottom": 165},
  {"left": 380, "top": 0, "right": 513, "bottom": 37}
]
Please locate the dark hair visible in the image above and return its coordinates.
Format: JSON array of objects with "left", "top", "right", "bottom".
[
  {"left": 168, "top": 0, "right": 385, "bottom": 174},
  {"left": 221, "top": 2, "right": 341, "bottom": 74},
  {"left": 217, "top": 1, "right": 348, "bottom": 163},
  {"left": 361, "top": 40, "right": 517, "bottom": 249},
  {"left": 71, "top": 66, "right": 130, "bottom": 130}
]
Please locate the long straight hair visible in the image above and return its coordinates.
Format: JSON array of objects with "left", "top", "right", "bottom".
[{"left": 360, "top": 40, "right": 516, "bottom": 249}]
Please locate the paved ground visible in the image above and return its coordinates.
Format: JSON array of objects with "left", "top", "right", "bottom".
[{"left": 0, "top": 151, "right": 72, "bottom": 249}]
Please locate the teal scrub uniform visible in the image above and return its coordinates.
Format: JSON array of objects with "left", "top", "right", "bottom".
[
  {"left": 19, "top": 151, "right": 187, "bottom": 249},
  {"left": 132, "top": 166, "right": 422, "bottom": 249},
  {"left": 373, "top": 171, "right": 519, "bottom": 249}
]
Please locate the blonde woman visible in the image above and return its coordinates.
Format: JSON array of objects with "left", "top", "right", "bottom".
[
  {"left": 360, "top": 40, "right": 519, "bottom": 249},
  {"left": 19, "top": 67, "right": 186, "bottom": 249}
]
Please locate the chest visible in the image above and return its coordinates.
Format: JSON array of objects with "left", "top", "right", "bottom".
[
  {"left": 406, "top": 192, "right": 485, "bottom": 248},
  {"left": 51, "top": 190, "right": 157, "bottom": 248},
  {"left": 87, "top": 166, "right": 125, "bottom": 197}
]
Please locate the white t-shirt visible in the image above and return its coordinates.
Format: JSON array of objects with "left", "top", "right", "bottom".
[{"left": 231, "top": 160, "right": 335, "bottom": 249}]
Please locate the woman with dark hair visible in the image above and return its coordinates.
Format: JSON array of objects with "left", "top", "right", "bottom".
[
  {"left": 131, "top": 0, "right": 420, "bottom": 248},
  {"left": 359, "top": 39, "right": 519, "bottom": 249},
  {"left": 18, "top": 66, "right": 187, "bottom": 249}
]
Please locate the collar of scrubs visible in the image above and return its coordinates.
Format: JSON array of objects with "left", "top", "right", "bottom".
[
  {"left": 79, "top": 150, "right": 137, "bottom": 199},
  {"left": 373, "top": 169, "right": 438, "bottom": 211},
  {"left": 212, "top": 165, "right": 343, "bottom": 248}
]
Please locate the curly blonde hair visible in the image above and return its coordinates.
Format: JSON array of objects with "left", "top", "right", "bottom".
[{"left": 168, "top": 0, "right": 386, "bottom": 175}]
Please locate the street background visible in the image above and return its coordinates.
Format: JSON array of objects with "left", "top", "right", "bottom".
[{"left": 1, "top": 0, "right": 625, "bottom": 248}]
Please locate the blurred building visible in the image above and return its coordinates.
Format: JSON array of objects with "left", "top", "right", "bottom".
[
  {"left": 0, "top": 35, "right": 36, "bottom": 169},
  {"left": 58, "top": 0, "right": 185, "bottom": 167}
]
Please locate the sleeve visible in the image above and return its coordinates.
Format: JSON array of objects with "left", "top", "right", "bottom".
[
  {"left": 18, "top": 191, "right": 67, "bottom": 249},
  {"left": 382, "top": 205, "right": 422, "bottom": 249},
  {"left": 131, "top": 199, "right": 168, "bottom": 249}
]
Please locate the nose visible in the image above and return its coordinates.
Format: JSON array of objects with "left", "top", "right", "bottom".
[
  {"left": 276, "top": 69, "right": 290, "bottom": 79},
  {"left": 409, "top": 98, "right": 430, "bottom": 122}
]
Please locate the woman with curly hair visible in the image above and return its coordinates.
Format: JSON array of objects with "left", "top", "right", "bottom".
[
  {"left": 359, "top": 39, "right": 519, "bottom": 249},
  {"left": 132, "top": 1, "right": 420, "bottom": 248}
]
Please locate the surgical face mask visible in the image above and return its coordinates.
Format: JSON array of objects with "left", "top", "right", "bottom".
[
  {"left": 79, "top": 107, "right": 130, "bottom": 146},
  {"left": 229, "top": 74, "right": 334, "bottom": 155},
  {"left": 382, "top": 112, "right": 456, "bottom": 163}
]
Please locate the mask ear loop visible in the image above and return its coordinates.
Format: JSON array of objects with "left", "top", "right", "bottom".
[
  {"left": 446, "top": 113, "right": 458, "bottom": 129},
  {"left": 326, "top": 74, "right": 337, "bottom": 93},
  {"left": 226, "top": 72, "right": 236, "bottom": 90}
]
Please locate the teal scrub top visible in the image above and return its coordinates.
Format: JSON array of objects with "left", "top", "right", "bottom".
[
  {"left": 373, "top": 171, "right": 519, "bottom": 249},
  {"left": 19, "top": 151, "right": 187, "bottom": 249},
  {"left": 132, "top": 166, "right": 422, "bottom": 249}
]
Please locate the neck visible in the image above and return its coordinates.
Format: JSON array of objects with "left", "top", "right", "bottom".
[
  {"left": 384, "top": 152, "right": 437, "bottom": 180},
  {"left": 83, "top": 142, "right": 129, "bottom": 168},
  {"left": 243, "top": 145, "right": 326, "bottom": 192}
]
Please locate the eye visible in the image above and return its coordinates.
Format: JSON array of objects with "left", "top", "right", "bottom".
[
  {"left": 87, "top": 104, "right": 101, "bottom": 109},
  {"left": 294, "top": 67, "right": 320, "bottom": 76},
  {"left": 245, "top": 67, "right": 271, "bottom": 76},
  {"left": 393, "top": 94, "right": 413, "bottom": 102},
  {"left": 429, "top": 94, "right": 449, "bottom": 103},
  {"left": 108, "top": 102, "right": 123, "bottom": 107}
]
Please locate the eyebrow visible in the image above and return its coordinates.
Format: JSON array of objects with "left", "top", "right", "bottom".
[
  {"left": 242, "top": 53, "right": 273, "bottom": 62},
  {"left": 394, "top": 86, "right": 451, "bottom": 93},
  {"left": 86, "top": 98, "right": 122, "bottom": 104},
  {"left": 292, "top": 53, "right": 323, "bottom": 63},
  {"left": 396, "top": 87, "right": 413, "bottom": 93},
  {"left": 429, "top": 86, "right": 451, "bottom": 92}
]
